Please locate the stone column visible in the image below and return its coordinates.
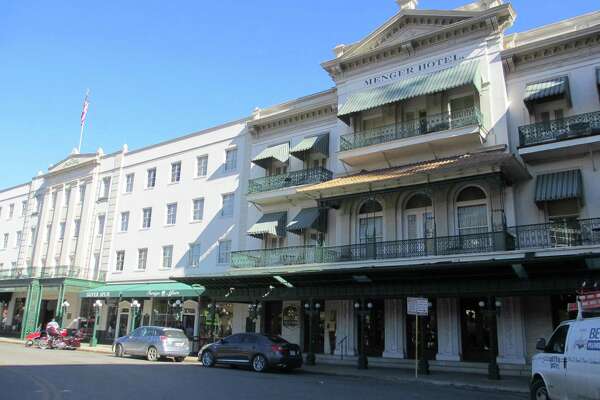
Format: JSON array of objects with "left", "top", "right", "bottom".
[
  {"left": 383, "top": 298, "right": 406, "bottom": 358},
  {"left": 497, "top": 296, "right": 527, "bottom": 365},
  {"left": 329, "top": 300, "right": 356, "bottom": 356},
  {"left": 436, "top": 298, "right": 462, "bottom": 361}
]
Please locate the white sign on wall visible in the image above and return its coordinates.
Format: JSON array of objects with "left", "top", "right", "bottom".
[{"left": 407, "top": 297, "right": 429, "bottom": 316}]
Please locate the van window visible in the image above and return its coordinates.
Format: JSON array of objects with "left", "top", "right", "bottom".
[{"left": 546, "top": 324, "right": 569, "bottom": 354}]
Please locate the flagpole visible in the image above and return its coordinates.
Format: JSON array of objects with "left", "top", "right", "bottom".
[{"left": 78, "top": 89, "right": 90, "bottom": 153}]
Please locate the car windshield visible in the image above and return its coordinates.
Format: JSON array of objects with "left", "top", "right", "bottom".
[
  {"left": 265, "top": 335, "right": 287, "bottom": 343},
  {"left": 163, "top": 329, "right": 186, "bottom": 338}
]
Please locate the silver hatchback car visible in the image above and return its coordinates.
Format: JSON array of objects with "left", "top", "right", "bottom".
[{"left": 114, "top": 326, "right": 190, "bottom": 362}]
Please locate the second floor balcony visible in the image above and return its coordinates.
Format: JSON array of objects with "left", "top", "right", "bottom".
[
  {"left": 0, "top": 266, "right": 105, "bottom": 281},
  {"left": 247, "top": 167, "right": 333, "bottom": 205},
  {"left": 231, "top": 218, "right": 600, "bottom": 269},
  {"left": 518, "top": 110, "right": 600, "bottom": 161}
]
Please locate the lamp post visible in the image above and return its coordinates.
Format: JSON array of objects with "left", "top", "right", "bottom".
[
  {"left": 354, "top": 300, "right": 373, "bottom": 369},
  {"left": 304, "top": 300, "right": 321, "bottom": 366},
  {"left": 478, "top": 297, "right": 502, "bottom": 380},
  {"left": 90, "top": 299, "right": 103, "bottom": 347},
  {"left": 60, "top": 300, "right": 70, "bottom": 328},
  {"left": 169, "top": 299, "right": 183, "bottom": 329},
  {"left": 129, "top": 300, "right": 141, "bottom": 333},
  {"left": 247, "top": 302, "right": 261, "bottom": 333}
]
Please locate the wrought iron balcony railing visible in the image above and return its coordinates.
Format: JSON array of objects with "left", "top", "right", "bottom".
[
  {"left": 248, "top": 167, "right": 333, "bottom": 194},
  {"left": 0, "top": 266, "right": 90, "bottom": 280},
  {"left": 518, "top": 111, "right": 600, "bottom": 148},
  {"left": 340, "top": 106, "right": 483, "bottom": 152},
  {"left": 231, "top": 218, "right": 600, "bottom": 269}
]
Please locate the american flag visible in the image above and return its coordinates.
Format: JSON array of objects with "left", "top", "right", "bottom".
[{"left": 80, "top": 91, "right": 90, "bottom": 127}]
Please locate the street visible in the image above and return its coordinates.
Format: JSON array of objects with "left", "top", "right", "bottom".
[{"left": 0, "top": 343, "right": 526, "bottom": 400}]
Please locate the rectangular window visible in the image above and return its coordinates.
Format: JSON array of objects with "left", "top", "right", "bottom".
[
  {"left": 16, "top": 231, "right": 22, "bottom": 247},
  {"left": 120, "top": 212, "right": 130, "bottom": 232},
  {"left": 147, "top": 168, "right": 157, "bottom": 188},
  {"left": 97, "top": 215, "right": 106, "bottom": 236},
  {"left": 142, "top": 207, "right": 152, "bottom": 229},
  {"left": 189, "top": 243, "right": 201, "bottom": 267},
  {"left": 196, "top": 155, "right": 208, "bottom": 177},
  {"left": 137, "top": 248, "right": 148, "bottom": 270},
  {"left": 101, "top": 177, "right": 111, "bottom": 199},
  {"left": 79, "top": 185, "right": 86, "bottom": 203},
  {"left": 166, "top": 203, "right": 178, "bottom": 225},
  {"left": 171, "top": 161, "right": 181, "bottom": 183},
  {"left": 225, "top": 148, "right": 237, "bottom": 171},
  {"left": 125, "top": 173, "right": 135, "bottom": 193},
  {"left": 162, "top": 245, "right": 173, "bottom": 269},
  {"left": 74, "top": 219, "right": 81, "bottom": 237},
  {"left": 45, "top": 225, "right": 52, "bottom": 242},
  {"left": 218, "top": 240, "right": 231, "bottom": 264},
  {"left": 221, "top": 193, "right": 234, "bottom": 217},
  {"left": 51, "top": 192, "right": 58, "bottom": 209},
  {"left": 457, "top": 205, "right": 488, "bottom": 235},
  {"left": 21, "top": 201, "right": 27, "bottom": 216},
  {"left": 116, "top": 250, "right": 125, "bottom": 272},
  {"left": 9, "top": 204, "right": 14, "bottom": 218},
  {"left": 30, "top": 228, "right": 36, "bottom": 245},
  {"left": 59, "top": 222, "right": 66, "bottom": 240},
  {"left": 64, "top": 189, "right": 71, "bottom": 206},
  {"left": 192, "top": 198, "right": 204, "bottom": 221},
  {"left": 3, "top": 233, "right": 9, "bottom": 249}
]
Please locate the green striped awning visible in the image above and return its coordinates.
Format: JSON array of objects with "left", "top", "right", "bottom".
[
  {"left": 523, "top": 76, "right": 570, "bottom": 106},
  {"left": 252, "top": 143, "right": 290, "bottom": 169},
  {"left": 80, "top": 282, "right": 204, "bottom": 299},
  {"left": 535, "top": 170, "right": 582, "bottom": 203},
  {"left": 290, "top": 134, "right": 329, "bottom": 161},
  {"left": 338, "top": 59, "right": 482, "bottom": 120},
  {"left": 247, "top": 212, "right": 287, "bottom": 238},
  {"left": 287, "top": 208, "right": 326, "bottom": 234}
]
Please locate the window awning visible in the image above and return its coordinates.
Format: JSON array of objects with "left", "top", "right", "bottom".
[
  {"left": 535, "top": 170, "right": 583, "bottom": 203},
  {"left": 247, "top": 212, "right": 287, "bottom": 238},
  {"left": 287, "top": 208, "right": 326, "bottom": 234},
  {"left": 79, "top": 282, "right": 204, "bottom": 299},
  {"left": 251, "top": 143, "right": 290, "bottom": 169},
  {"left": 289, "top": 134, "right": 329, "bottom": 161},
  {"left": 523, "top": 76, "right": 570, "bottom": 110},
  {"left": 337, "top": 59, "right": 482, "bottom": 121}
]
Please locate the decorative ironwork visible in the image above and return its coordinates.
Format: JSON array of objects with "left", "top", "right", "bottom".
[
  {"left": 248, "top": 167, "right": 333, "bottom": 194},
  {"left": 230, "top": 218, "right": 600, "bottom": 268},
  {"left": 518, "top": 111, "right": 600, "bottom": 147},
  {"left": 339, "top": 106, "right": 483, "bottom": 151},
  {"left": 0, "top": 266, "right": 88, "bottom": 280}
]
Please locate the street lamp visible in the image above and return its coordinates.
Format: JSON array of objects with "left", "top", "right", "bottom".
[
  {"left": 89, "top": 299, "right": 103, "bottom": 347},
  {"left": 129, "top": 300, "right": 141, "bottom": 333},
  {"left": 478, "top": 297, "right": 502, "bottom": 380},
  {"left": 60, "top": 300, "right": 70, "bottom": 327},
  {"left": 247, "top": 302, "right": 262, "bottom": 333},
  {"left": 169, "top": 299, "right": 183, "bottom": 328},
  {"left": 304, "top": 301, "right": 321, "bottom": 366},
  {"left": 354, "top": 300, "right": 373, "bottom": 369}
]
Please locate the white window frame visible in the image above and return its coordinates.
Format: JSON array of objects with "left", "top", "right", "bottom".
[
  {"left": 162, "top": 245, "right": 173, "bottom": 269},
  {"left": 192, "top": 198, "right": 204, "bottom": 221},
  {"left": 79, "top": 185, "right": 86, "bottom": 204},
  {"left": 147, "top": 168, "right": 157, "bottom": 188},
  {"left": 137, "top": 248, "right": 148, "bottom": 270},
  {"left": 9, "top": 204, "right": 14, "bottom": 219},
  {"left": 100, "top": 177, "right": 111, "bottom": 199},
  {"left": 59, "top": 222, "right": 66, "bottom": 240},
  {"left": 125, "top": 173, "right": 135, "bottom": 193},
  {"left": 454, "top": 186, "right": 490, "bottom": 236},
  {"left": 196, "top": 155, "right": 208, "bottom": 177},
  {"left": 74, "top": 219, "right": 81, "bottom": 238},
  {"left": 218, "top": 240, "right": 231, "bottom": 264},
  {"left": 3, "top": 233, "right": 8, "bottom": 249},
  {"left": 21, "top": 201, "right": 27, "bottom": 216},
  {"left": 189, "top": 242, "right": 201, "bottom": 267},
  {"left": 142, "top": 207, "right": 152, "bottom": 229},
  {"left": 166, "top": 203, "right": 178, "bottom": 225},
  {"left": 16, "top": 231, "right": 22, "bottom": 247},
  {"left": 116, "top": 250, "right": 125, "bottom": 271},
  {"left": 120, "top": 212, "right": 130, "bottom": 232},
  {"left": 224, "top": 148, "right": 237, "bottom": 172},
  {"left": 97, "top": 215, "right": 106, "bottom": 236},
  {"left": 221, "top": 193, "right": 234, "bottom": 217},
  {"left": 171, "top": 161, "right": 182, "bottom": 183}
]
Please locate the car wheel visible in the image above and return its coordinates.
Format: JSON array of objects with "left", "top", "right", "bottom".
[
  {"left": 115, "top": 344, "right": 124, "bottom": 358},
  {"left": 201, "top": 351, "right": 215, "bottom": 367},
  {"left": 146, "top": 346, "right": 159, "bottom": 362},
  {"left": 174, "top": 357, "right": 185, "bottom": 363},
  {"left": 251, "top": 354, "right": 268, "bottom": 373},
  {"left": 531, "top": 379, "right": 550, "bottom": 400}
]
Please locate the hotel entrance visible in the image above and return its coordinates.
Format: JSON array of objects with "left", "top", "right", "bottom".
[
  {"left": 357, "top": 299, "right": 385, "bottom": 357},
  {"left": 460, "top": 297, "right": 491, "bottom": 362}
]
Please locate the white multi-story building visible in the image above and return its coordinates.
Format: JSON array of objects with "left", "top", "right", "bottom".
[{"left": 2, "top": 0, "right": 600, "bottom": 375}]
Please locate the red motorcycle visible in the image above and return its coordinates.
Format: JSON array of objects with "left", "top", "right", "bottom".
[
  {"left": 24, "top": 330, "right": 45, "bottom": 347},
  {"left": 38, "top": 328, "right": 81, "bottom": 350}
]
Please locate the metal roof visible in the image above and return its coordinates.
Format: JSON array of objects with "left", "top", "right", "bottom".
[
  {"left": 535, "top": 169, "right": 582, "bottom": 203},
  {"left": 287, "top": 208, "right": 324, "bottom": 234},
  {"left": 251, "top": 143, "right": 290, "bottom": 169},
  {"left": 289, "top": 134, "right": 329, "bottom": 161},
  {"left": 247, "top": 212, "right": 288, "bottom": 238},
  {"left": 523, "top": 76, "right": 569, "bottom": 104}
]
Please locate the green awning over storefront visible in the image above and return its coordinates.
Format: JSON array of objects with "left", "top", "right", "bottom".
[
  {"left": 338, "top": 59, "right": 482, "bottom": 120},
  {"left": 523, "top": 76, "right": 570, "bottom": 108},
  {"left": 289, "top": 134, "right": 329, "bottom": 161},
  {"left": 247, "top": 212, "right": 287, "bottom": 238},
  {"left": 251, "top": 143, "right": 290, "bottom": 169},
  {"left": 79, "top": 282, "right": 204, "bottom": 299},
  {"left": 287, "top": 208, "right": 325, "bottom": 234},
  {"left": 535, "top": 169, "right": 583, "bottom": 203}
]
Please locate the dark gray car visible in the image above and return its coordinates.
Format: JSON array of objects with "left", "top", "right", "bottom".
[
  {"left": 199, "top": 333, "right": 302, "bottom": 372},
  {"left": 114, "top": 326, "right": 190, "bottom": 362}
]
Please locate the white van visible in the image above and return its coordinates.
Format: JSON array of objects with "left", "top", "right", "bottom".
[{"left": 531, "top": 317, "right": 600, "bottom": 400}]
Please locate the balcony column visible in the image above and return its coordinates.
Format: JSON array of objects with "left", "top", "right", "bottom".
[
  {"left": 496, "top": 296, "right": 527, "bottom": 365},
  {"left": 436, "top": 298, "right": 462, "bottom": 361},
  {"left": 383, "top": 298, "right": 406, "bottom": 358}
]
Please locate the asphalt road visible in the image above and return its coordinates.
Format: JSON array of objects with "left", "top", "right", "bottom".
[{"left": 0, "top": 343, "right": 526, "bottom": 400}]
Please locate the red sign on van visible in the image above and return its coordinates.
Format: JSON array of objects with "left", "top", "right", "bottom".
[{"left": 568, "top": 290, "right": 600, "bottom": 312}]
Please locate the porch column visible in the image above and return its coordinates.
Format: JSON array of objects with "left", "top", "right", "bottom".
[
  {"left": 436, "top": 298, "right": 461, "bottom": 361},
  {"left": 328, "top": 300, "right": 356, "bottom": 356},
  {"left": 6, "top": 294, "right": 16, "bottom": 326},
  {"left": 497, "top": 296, "right": 527, "bottom": 365},
  {"left": 383, "top": 298, "right": 405, "bottom": 358}
]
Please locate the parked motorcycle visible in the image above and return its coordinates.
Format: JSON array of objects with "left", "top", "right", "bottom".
[
  {"left": 38, "top": 328, "right": 81, "bottom": 350},
  {"left": 24, "top": 330, "right": 45, "bottom": 347}
]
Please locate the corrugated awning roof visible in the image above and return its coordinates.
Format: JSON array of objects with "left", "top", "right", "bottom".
[
  {"left": 287, "top": 208, "right": 325, "bottom": 234},
  {"left": 247, "top": 212, "right": 288, "bottom": 238},
  {"left": 80, "top": 282, "right": 204, "bottom": 298},
  {"left": 289, "top": 134, "right": 329, "bottom": 161},
  {"left": 535, "top": 170, "right": 582, "bottom": 203},
  {"left": 337, "top": 59, "right": 482, "bottom": 120},
  {"left": 298, "top": 150, "right": 528, "bottom": 198},
  {"left": 251, "top": 143, "right": 290, "bottom": 169},
  {"left": 523, "top": 76, "right": 570, "bottom": 106}
]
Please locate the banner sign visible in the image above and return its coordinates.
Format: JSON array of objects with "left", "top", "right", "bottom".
[{"left": 407, "top": 297, "right": 429, "bottom": 316}]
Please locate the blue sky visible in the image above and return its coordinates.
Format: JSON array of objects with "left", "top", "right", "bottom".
[{"left": 1, "top": 0, "right": 598, "bottom": 188}]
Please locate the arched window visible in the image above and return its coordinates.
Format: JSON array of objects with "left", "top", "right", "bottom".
[
  {"left": 456, "top": 186, "right": 488, "bottom": 235},
  {"left": 404, "top": 193, "right": 434, "bottom": 240},
  {"left": 358, "top": 200, "right": 383, "bottom": 243}
]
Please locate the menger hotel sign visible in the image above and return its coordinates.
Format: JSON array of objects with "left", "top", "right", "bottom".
[{"left": 363, "top": 53, "right": 467, "bottom": 87}]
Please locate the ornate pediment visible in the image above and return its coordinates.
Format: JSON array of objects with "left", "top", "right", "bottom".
[{"left": 48, "top": 154, "right": 97, "bottom": 174}]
